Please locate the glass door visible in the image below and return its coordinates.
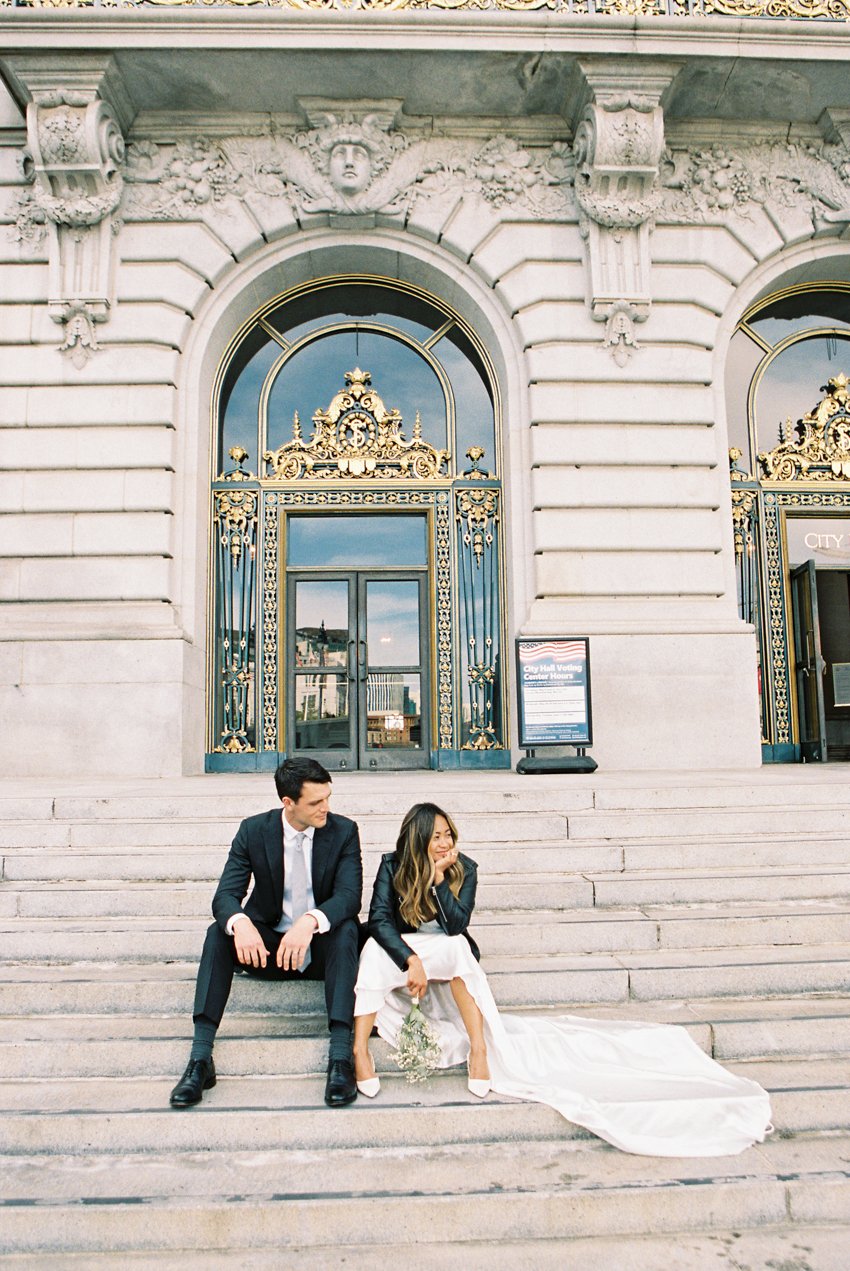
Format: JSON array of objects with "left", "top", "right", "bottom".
[
  {"left": 287, "top": 570, "right": 429, "bottom": 770},
  {"left": 791, "top": 560, "right": 828, "bottom": 762}
]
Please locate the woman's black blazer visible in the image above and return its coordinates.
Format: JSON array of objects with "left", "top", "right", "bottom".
[{"left": 367, "top": 851, "right": 481, "bottom": 971}]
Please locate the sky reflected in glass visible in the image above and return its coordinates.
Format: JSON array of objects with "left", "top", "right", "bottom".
[
  {"left": 755, "top": 335, "right": 850, "bottom": 452},
  {"left": 288, "top": 515, "right": 427, "bottom": 567}
]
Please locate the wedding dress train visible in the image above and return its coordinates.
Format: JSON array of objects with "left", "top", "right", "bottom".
[{"left": 354, "top": 931, "right": 773, "bottom": 1158}]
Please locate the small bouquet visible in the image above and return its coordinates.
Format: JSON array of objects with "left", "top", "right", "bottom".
[{"left": 390, "top": 1000, "right": 442, "bottom": 1084}]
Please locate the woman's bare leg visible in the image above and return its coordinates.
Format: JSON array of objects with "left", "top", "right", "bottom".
[
  {"left": 450, "top": 977, "right": 489, "bottom": 1079},
  {"left": 352, "top": 1011, "right": 378, "bottom": 1082}
]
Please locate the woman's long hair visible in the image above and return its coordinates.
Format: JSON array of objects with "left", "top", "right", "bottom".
[{"left": 393, "top": 802, "right": 464, "bottom": 929}]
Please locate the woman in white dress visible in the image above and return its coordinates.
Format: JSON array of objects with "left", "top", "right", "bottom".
[{"left": 353, "top": 803, "right": 774, "bottom": 1158}]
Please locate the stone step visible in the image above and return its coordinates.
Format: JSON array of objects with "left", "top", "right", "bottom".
[
  {"left": 3, "top": 898, "right": 850, "bottom": 963},
  {"left": 0, "top": 1057, "right": 844, "bottom": 1155},
  {"left": 3, "top": 1226, "right": 846, "bottom": 1271},
  {"left": 568, "top": 805, "right": 850, "bottom": 841},
  {"left": 592, "top": 865, "right": 850, "bottom": 906},
  {"left": 0, "top": 1134, "right": 847, "bottom": 1256}
]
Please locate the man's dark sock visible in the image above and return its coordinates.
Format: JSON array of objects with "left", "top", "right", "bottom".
[
  {"left": 189, "top": 1017, "right": 217, "bottom": 1063},
  {"left": 328, "top": 1021, "right": 352, "bottom": 1063}
]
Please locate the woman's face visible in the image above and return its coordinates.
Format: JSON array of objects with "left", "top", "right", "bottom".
[{"left": 427, "top": 815, "right": 455, "bottom": 865}]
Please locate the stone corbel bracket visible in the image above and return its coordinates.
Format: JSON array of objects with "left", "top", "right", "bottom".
[
  {"left": 567, "top": 59, "right": 682, "bottom": 363},
  {"left": 5, "top": 56, "right": 131, "bottom": 364}
]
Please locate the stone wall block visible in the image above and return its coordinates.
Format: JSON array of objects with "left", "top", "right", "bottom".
[
  {"left": 495, "top": 261, "right": 585, "bottom": 313},
  {"left": 199, "top": 203, "right": 265, "bottom": 262},
  {"left": 19, "top": 637, "right": 184, "bottom": 686},
  {"left": 530, "top": 422, "right": 717, "bottom": 468},
  {"left": 9, "top": 470, "right": 173, "bottom": 514},
  {"left": 0, "top": 304, "right": 35, "bottom": 345},
  {"left": 436, "top": 197, "right": 501, "bottom": 267},
  {"left": 765, "top": 200, "right": 825, "bottom": 247},
  {"left": 97, "top": 303, "right": 192, "bottom": 350},
  {"left": 644, "top": 303, "right": 719, "bottom": 349},
  {"left": 718, "top": 207, "right": 785, "bottom": 263},
  {"left": 532, "top": 465, "right": 719, "bottom": 509},
  {"left": 0, "top": 344, "right": 179, "bottom": 388},
  {"left": 17, "top": 555, "right": 171, "bottom": 602},
  {"left": 71, "top": 511, "right": 173, "bottom": 556},
  {"left": 651, "top": 226, "right": 758, "bottom": 284},
  {"left": 533, "top": 506, "right": 723, "bottom": 552},
  {"left": 535, "top": 549, "right": 725, "bottom": 597},
  {"left": 122, "top": 469, "right": 174, "bottom": 512},
  {"left": 0, "top": 264, "right": 49, "bottom": 303},
  {"left": 0, "top": 472, "right": 25, "bottom": 512},
  {"left": 0, "top": 425, "right": 175, "bottom": 472},
  {"left": 404, "top": 192, "right": 464, "bottom": 245},
  {"left": 119, "top": 222, "right": 235, "bottom": 286},
  {"left": 526, "top": 343, "right": 713, "bottom": 385},
  {"left": 116, "top": 260, "right": 212, "bottom": 313},
  {"left": 0, "top": 383, "right": 176, "bottom": 427},
  {"left": 0, "top": 560, "right": 21, "bottom": 600},
  {"left": 528, "top": 381, "right": 714, "bottom": 426},
  {"left": 470, "top": 222, "right": 582, "bottom": 287},
  {"left": 0, "top": 513, "right": 74, "bottom": 557},
  {"left": 239, "top": 192, "right": 299, "bottom": 244},
  {"left": 651, "top": 263, "right": 734, "bottom": 315}
]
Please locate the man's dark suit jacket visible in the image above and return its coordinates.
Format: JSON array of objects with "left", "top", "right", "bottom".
[{"left": 212, "top": 808, "right": 362, "bottom": 934}]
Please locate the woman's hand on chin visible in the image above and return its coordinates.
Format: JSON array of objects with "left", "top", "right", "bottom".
[
  {"left": 406, "top": 954, "right": 428, "bottom": 999},
  {"left": 432, "top": 846, "right": 458, "bottom": 886}
]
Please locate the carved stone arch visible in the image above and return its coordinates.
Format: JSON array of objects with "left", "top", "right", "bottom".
[{"left": 174, "top": 228, "right": 531, "bottom": 768}]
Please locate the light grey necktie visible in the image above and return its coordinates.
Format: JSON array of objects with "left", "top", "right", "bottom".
[{"left": 290, "top": 831, "right": 311, "bottom": 973}]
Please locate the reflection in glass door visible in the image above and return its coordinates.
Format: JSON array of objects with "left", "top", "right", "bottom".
[{"left": 287, "top": 572, "right": 429, "bottom": 770}]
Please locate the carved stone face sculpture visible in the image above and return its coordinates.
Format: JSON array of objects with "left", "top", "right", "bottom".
[{"left": 328, "top": 142, "right": 372, "bottom": 196}]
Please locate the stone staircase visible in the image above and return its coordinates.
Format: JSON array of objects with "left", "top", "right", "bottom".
[{"left": 1, "top": 769, "right": 849, "bottom": 1268}]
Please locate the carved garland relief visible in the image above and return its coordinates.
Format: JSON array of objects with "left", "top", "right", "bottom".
[{"left": 8, "top": 92, "right": 850, "bottom": 370}]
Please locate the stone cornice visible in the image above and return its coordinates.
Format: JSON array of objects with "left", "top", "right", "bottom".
[{"left": 0, "top": 15, "right": 850, "bottom": 65}]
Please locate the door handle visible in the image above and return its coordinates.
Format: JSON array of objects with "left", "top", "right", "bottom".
[
  {"left": 358, "top": 639, "right": 367, "bottom": 682},
  {"left": 347, "top": 639, "right": 356, "bottom": 683}
]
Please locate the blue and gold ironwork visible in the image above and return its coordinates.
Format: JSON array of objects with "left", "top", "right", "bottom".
[
  {"left": 212, "top": 484, "right": 258, "bottom": 752},
  {"left": 456, "top": 467, "right": 502, "bottom": 751},
  {"left": 758, "top": 375, "right": 850, "bottom": 484},
  {"left": 264, "top": 368, "right": 451, "bottom": 482},
  {"left": 730, "top": 374, "right": 850, "bottom": 758}
]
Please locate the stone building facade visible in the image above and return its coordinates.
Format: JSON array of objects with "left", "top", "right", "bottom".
[{"left": 2, "top": 4, "right": 850, "bottom": 777}]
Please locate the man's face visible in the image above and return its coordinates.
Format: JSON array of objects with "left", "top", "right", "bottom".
[
  {"left": 328, "top": 143, "right": 371, "bottom": 196},
  {"left": 283, "top": 781, "right": 332, "bottom": 831}
]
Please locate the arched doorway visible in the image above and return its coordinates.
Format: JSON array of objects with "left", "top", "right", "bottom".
[
  {"left": 726, "top": 282, "right": 850, "bottom": 761},
  {"left": 206, "top": 277, "right": 509, "bottom": 772}
]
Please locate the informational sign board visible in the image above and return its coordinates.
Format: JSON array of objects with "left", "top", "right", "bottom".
[{"left": 515, "top": 638, "right": 592, "bottom": 748}]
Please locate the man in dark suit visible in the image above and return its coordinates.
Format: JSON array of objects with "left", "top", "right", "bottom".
[{"left": 169, "top": 757, "right": 362, "bottom": 1109}]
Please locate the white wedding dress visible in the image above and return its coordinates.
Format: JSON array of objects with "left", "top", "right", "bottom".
[{"left": 354, "top": 927, "right": 773, "bottom": 1158}]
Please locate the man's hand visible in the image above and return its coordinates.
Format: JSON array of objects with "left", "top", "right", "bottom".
[
  {"left": 232, "top": 917, "right": 269, "bottom": 969},
  {"left": 277, "top": 913, "right": 318, "bottom": 971},
  {"left": 406, "top": 953, "right": 428, "bottom": 999}
]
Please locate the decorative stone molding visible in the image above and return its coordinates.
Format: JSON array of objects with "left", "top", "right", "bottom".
[
  {"left": 123, "top": 99, "right": 572, "bottom": 226},
  {"left": 7, "top": 56, "right": 130, "bottom": 365},
  {"left": 567, "top": 60, "right": 681, "bottom": 363},
  {"left": 661, "top": 132, "right": 850, "bottom": 234}
]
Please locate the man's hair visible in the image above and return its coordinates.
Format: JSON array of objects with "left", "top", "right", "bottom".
[{"left": 274, "top": 756, "right": 332, "bottom": 802}]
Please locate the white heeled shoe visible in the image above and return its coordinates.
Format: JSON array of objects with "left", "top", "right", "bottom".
[
  {"left": 467, "top": 1058, "right": 491, "bottom": 1099},
  {"left": 355, "top": 1056, "right": 381, "bottom": 1098}
]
